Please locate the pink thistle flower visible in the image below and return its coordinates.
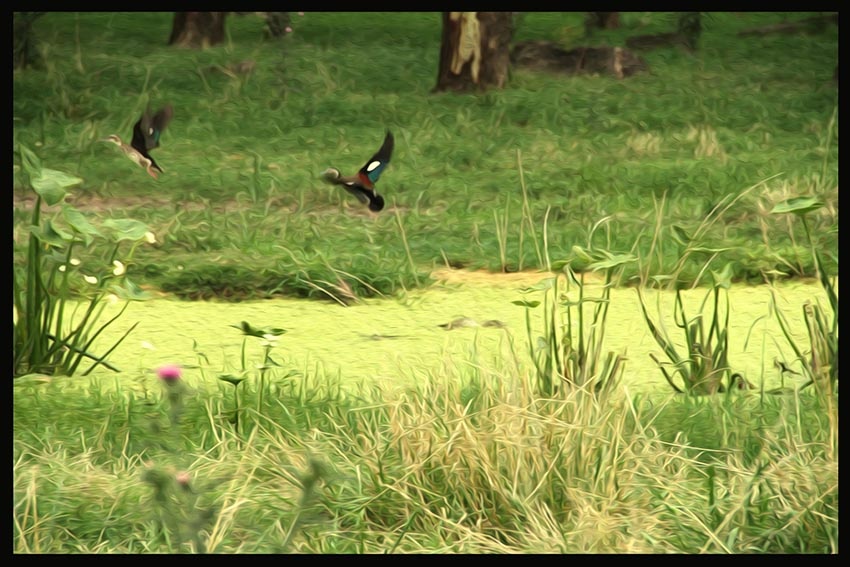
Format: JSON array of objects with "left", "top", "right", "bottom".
[
  {"left": 175, "top": 471, "right": 191, "bottom": 487},
  {"left": 285, "top": 26, "right": 293, "bottom": 33},
  {"left": 157, "top": 364, "right": 183, "bottom": 383}
]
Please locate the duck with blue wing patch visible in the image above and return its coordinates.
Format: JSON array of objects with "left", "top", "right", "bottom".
[
  {"left": 322, "top": 131, "right": 394, "bottom": 212},
  {"left": 102, "top": 105, "right": 173, "bottom": 179}
]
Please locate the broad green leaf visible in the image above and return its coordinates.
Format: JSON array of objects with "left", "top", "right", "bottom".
[
  {"left": 33, "top": 184, "right": 68, "bottom": 207},
  {"left": 47, "top": 250, "right": 70, "bottom": 264},
  {"left": 32, "top": 168, "right": 82, "bottom": 205},
  {"left": 512, "top": 300, "right": 541, "bottom": 308},
  {"left": 710, "top": 263, "right": 735, "bottom": 289},
  {"left": 102, "top": 218, "right": 151, "bottom": 241},
  {"left": 18, "top": 145, "right": 42, "bottom": 178},
  {"left": 29, "top": 220, "right": 73, "bottom": 247},
  {"left": 62, "top": 206, "right": 102, "bottom": 245},
  {"left": 587, "top": 252, "right": 636, "bottom": 271},
  {"left": 571, "top": 245, "right": 594, "bottom": 263},
  {"left": 771, "top": 197, "right": 824, "bottom": 216},
  {"left": 519, "top": 277, "right": 556, "bottom": 294}
]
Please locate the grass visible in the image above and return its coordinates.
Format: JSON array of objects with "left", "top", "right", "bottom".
[
  {"left": 13, "top": 12, "right": 838, "bottom": 553},
  {"left": 13, "top": 353, "right": 838, "bottom": 553},
  {"left": 12, "top": 12, "right": 838, "bottom": 301}
]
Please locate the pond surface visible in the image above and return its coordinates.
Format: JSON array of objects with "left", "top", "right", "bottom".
[{"left": 52, "top": 270, "right": 831, "bottom": 396}]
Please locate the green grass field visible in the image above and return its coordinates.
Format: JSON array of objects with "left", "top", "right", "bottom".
[
  {"left": 13, "top": 11, "right": 838, "bottom": 300},
  {"left": 13, "top": 12, "right": 838, "bottom": 553}
]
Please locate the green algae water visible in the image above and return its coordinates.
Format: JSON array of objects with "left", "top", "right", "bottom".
[{"left": 37, "top": 271, "right": 832, "bottom": 396}]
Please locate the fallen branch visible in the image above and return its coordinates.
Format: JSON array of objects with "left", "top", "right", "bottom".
[{"left": 737, "top": 13, "right": 837, "bottom": 37}]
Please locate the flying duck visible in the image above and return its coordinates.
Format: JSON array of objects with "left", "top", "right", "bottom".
[
  {"left": 321, "top": 130, "right": 394, "bottom": 212},
  {"left": 102, "top": 105, "right": 173, "bottom": 179}
]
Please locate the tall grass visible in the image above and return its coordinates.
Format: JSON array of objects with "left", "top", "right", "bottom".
[
  {"left": 514, "top": 253, "right": 631, "bottom": 398},
  {"left": 13, "top": 350, "right": 838, "bottom": 553},
  {"left": 637, "top": 265, "right": 741, "bottom": 395},
  {"left": 763, "top": 196, "right": 838, "bottom": 458}
]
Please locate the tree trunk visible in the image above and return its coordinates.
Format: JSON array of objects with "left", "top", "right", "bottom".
[
  {"left": 677, "top": 13, "right": 702, "bottom": 51},
  {"left": 585, "top": 12, "right": 619, "bottom": 35},
  {"left": 434, "top": 12, "right": 513, "bottom": 93},
  {"left": 169, "top": 12, "right": 227, "bottom": 48},
  {"left": 13, "top": 12, "right": 46, "bottom": 70}
]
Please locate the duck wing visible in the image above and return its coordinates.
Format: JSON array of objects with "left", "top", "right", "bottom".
[
  {"left": 132, "top": 105, "right": 174, "bottom": 153},
  {"left": 356, "top": 130, "right": 394, "bottom": 188}
]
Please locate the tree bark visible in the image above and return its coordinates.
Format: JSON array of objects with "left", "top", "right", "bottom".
[
  {"left": 13, "top": 12, "right": 46, "bottom": 70},
  {"left": 169, "top": 12, "right": 227, "bottom": 48},
  {"left": 585, "top": 12, "right": 620, "bottom": 35},
  {"left": 677, "top": 13, "right": 701, "bottom": 51},
  {"left": 434, "top": 12, "right": 514, "bottom": 93}
]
